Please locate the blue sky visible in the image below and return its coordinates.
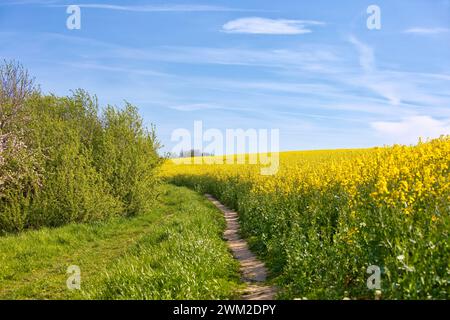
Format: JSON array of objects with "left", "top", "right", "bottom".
[{"left": 1, "top": 0, "right": 449, "bottom": 153}]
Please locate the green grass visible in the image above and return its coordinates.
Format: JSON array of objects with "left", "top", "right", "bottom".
[{"left": 0, "top": 184, "right": 241, "bottom": 299}]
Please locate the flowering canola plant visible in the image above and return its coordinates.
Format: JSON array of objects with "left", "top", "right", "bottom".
[{"left": 162, "top": 137, "right": 449, "bottom": 299}]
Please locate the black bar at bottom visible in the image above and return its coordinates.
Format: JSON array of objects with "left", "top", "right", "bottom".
[{"left": 0, "top": 299, "right": 446, "bottom": 319}]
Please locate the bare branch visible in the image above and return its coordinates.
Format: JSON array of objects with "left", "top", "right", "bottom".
[{"left": 0, "top": 60, "right": 38, "bottom": 131}]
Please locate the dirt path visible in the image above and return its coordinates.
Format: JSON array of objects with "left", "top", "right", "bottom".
[{"left": 205, "top": 194, "right": 276, "bottom": 300}]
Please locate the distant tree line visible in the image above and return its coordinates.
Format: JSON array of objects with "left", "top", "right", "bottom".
[{"left": 168, "top": 149, "right": 214, "bottom": 158}]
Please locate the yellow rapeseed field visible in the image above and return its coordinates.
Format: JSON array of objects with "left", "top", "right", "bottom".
[{"left": 162, "top": 137, "right": 450, "bottom": 299}]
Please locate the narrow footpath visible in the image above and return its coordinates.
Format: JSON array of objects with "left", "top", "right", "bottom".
[{"left": 205, "top": 194, "right": 276, "bottom": 300}]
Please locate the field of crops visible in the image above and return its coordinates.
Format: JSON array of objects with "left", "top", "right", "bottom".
[{"left": 162, "top": 137, "right": 450, "bottom": 299}]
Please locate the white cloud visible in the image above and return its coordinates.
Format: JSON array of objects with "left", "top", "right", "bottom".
[
  {"left": 222, "top": 17, "right": 324, "bottom": 35},
  {"left": 403, "top": 27, "right": 450, "bottom": 35},
  {"left": 371, "top": 116, "right": 450, "bottom": 144}
]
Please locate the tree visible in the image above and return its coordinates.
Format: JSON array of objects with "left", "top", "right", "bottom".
[
  {"left": 0, "top": 61, "right": 41, "bottom": 232},
  {"left": 0, "top": 60, "right": 38, "bottom": 132}
]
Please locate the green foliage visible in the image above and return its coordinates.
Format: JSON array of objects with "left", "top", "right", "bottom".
[
  {"left": 0, "top": 185, "right": 240, "bottom": 300},
  {"left": 0, "top": 144, "right": 38, "bottom": 232},
  {"left": 168, "top": 172, "right": 449, "bottom": 300},
  {"left": 0, "top": 61, "right": 161, "bottom": 233},
  {"left": 96, "top": 103, "right": 162, "bottom": 216},
  {"left": 85, "top": 185, "right": 240, "bottom": 300}
]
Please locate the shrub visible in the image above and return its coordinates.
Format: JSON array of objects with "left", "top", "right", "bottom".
[
  {"left": 0, "top": 61, "right": 161, "bottom": 233},
  {"left": 95, "top": 104, "right": 162, "bottom": 216}
]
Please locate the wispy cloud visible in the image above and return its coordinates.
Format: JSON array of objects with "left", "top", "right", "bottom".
[
  {"left": 5, "top": 31, "right": 449, "bottom": 113},
  {"left": 371, "top": 116, "right": 450, "bottom": 144},
  {"left": 222, "top": 17, "right": 325, "bottom": 34},
  {"left": 169, "top": 103, "right": 224, "bottom": 111},
  {"left": 348, "top": 36, "right": 375, "bottom": 72},
  {"left": 0, "top": 31, "right": 339, "bottom": 70},
  {"left": 403, "top": 27, "right": 450, "bottom": 35},
  {"left": 346, "top": 35, "right": 450, "bottom": 109},
  {"left": 2, "top": 1, "right": 249, "bottom": 11},
  {"left": 108, "top": 45, "right": 339, "bottom": 70},
  {"left": 0, "top": 0, "right": 59, "bottom": 5},
  {"left": 348, "top": 36, "right": 403, "bottom": 105},
  {"left": 49, "top": 3, "right": 247, "bottom": 12},
  {"left": 59, "top": 61, "right": 171, "bottom": 78}
]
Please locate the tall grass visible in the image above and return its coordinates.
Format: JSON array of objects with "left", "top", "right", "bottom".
[{"left": 0, "top": 185, "right": 240, "bottom": 300}]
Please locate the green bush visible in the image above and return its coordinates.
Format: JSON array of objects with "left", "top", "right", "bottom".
[
  {"left": 95, "top": 103, "right": 162, "bottom": 216},
  {"left": 0, "top": 61, "right": 161, "bottom": 233}
]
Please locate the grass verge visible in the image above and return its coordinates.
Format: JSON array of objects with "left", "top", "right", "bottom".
[{"left": 0, "top": 184, "right": 241, "bottom": 299}]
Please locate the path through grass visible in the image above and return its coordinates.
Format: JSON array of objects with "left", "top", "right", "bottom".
[{"left": 0, "top": 184, "right": 241, "bottom": 299}]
